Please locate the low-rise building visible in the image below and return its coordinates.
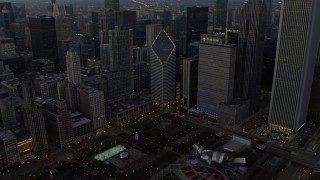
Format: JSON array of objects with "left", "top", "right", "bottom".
[
  {"left": 109, "top": 97, "right": 152, "bottom": 126},
  {"left": 218, "top": 99, "right": 250, "bottom": 126}
]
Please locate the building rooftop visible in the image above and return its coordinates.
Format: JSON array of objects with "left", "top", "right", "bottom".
[
  {"left": 109, "top": 97, "right": 151, "bottom": 113},
  {"left": 32, "top": 59, "right": 54, "bottom": 65},
  {"left": 1, "top": 78, "right": 21, "bottom": 87},
  {"left": 72, "top": 117, "right": 92, "bottom": 128}
]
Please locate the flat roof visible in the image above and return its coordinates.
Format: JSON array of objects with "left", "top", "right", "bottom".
[
  {"left": 94, "top": 145, "right": 126, "bottom": 161},
  {"left": 72, "top": 117, "right": 92, "bottom": 128}
]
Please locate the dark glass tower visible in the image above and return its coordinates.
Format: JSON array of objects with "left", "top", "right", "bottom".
[
  {"left": 234, "top": 0, "right": 266, "bottom": 112},
  {"left": 29, "top": 16, "right": 59, "bottom": 71},
  {"left": 105, "top": 0, "right": 120, "bottom": 11},
  {"left": 186, "top": 7, "right": 208, "bottom": 50},
  {"left": 213, "top": 0, "right": 228, "bottom": 32}
]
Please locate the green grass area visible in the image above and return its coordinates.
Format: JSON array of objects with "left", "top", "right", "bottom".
[{"left": 94, "top": 145, "right": 126, "bottom": 161}]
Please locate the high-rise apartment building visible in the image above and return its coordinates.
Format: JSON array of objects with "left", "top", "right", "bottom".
[
  {"left": 197, "top": 34, "right": 236, "bottom": 116},
  {"left": 29, "top": 16, "right": 59, "bottom": 71},
  {"left": 150, "top": 30, "right": 176, "bottom": 105},
  {"left": 77, "top": 86, "right": 105, "bottom": 130},
  {"left": 268, "top": 0, "right": 320, "bottom": 132},
  {"left": 234, "top": 0, "right": 266, "bottom": 111},
  {"left": 66, "top": 49, "right": 82, "bottom": 85}
]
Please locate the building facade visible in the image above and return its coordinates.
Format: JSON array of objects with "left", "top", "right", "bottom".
[
  {"left": 77, "top": 86, "right": 105, "bottom": 130},
  {"left": 182, "top": 56, "right": 198, "bottom": 109},
  {"left": 269, "top": 0, "right": 320, "bottom": 132},
  {"left": 197, "top": 34, "right": 236, "bottom": 116},
  {"left": 150, "top": 30, "right": 176, "bottom": 105},
  {"left": 234, "top": 0, "right": 266, "bottom": 112}
]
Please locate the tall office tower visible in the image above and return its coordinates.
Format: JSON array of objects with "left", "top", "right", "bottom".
[
  {"left": 29, "top": 16, "right": 59, "bottom": 71},
  {"left": 146, "top": 24, "right": 163, "bottom": 47},
  {"left": 60, "top": 40, "right": 80, "bottom": 71},
  {"left": 105, "top": 0, "right": 120, "bottom": 11},
  {"left": 234, "top": 0, "right": 266, "bottom": 111},
  {"left": 107, "top": 26, "right": 133, "bottom": 71},
  {"left": 42, "top": 99, "right": 73, "bottom": 148},
  {"left": 268, "top": 0, "right": 320, "bottom": 133},
  {"left": 135, "top": 19, "right": 152, "bottom": 46},
  {"left": 227, "top": 8, "right": 241, "bottom": 30},
  {"left": 71, "top": 34, "right": 95, "bottom": 67},
  {"left": 197, "top": 34, "right": 236, "bottom": 116},
  {"left": 0, "top": 96, "right": 24, "bottom": 129},
  {"left": 102, "top": 26, "right": 133, "bottom": 100},
  {"left": 186, "top": 7, "right": 208, "bottom": 56},
  {"left": 182, "top": 56, "right": 198, "bottom": 109},
  {"left": 77, "top": 86, "right": 105, "bottom": 130},
  {"left": 150, "top": 30, "right": 176, "bottom": 105},
  {"left": 98, "top": 9, "right": 115, "bottom": 44},
  {"left": 132, "top": 46, "right": 150, "bottom": 93},
  {"left": 0, "top": 130, "right": 20, "bottom": 168},
  {"left": 66, "top": 49, "right": 82, "bottom": 85},
  {"left": 91, "top": 11, "right": 99, "bottom": 38},
  {"left": 213, "top": 0, "right": 228, "bottom": 32},
  {"left": 20, "top": 75, "right": 48, "bottom": 155}
]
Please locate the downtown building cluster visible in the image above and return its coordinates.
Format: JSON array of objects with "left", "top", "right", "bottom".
[{"left": 0, "top": 0, "right": 319, "bottom": 170}]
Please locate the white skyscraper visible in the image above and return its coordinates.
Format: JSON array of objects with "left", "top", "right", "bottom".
[
  {"left": 150, "top": 30, "right": 176, "bottom": 105},
  {"left": 78, "top": 86, "right": 106, "bottom": 130},
  {"left": 66, "top": 49, "right": 82, "bottom": 85},
  {"left": 268, "top": 0, "right": 320, "bottom": 133}
]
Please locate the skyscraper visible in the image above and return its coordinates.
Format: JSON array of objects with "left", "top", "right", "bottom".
[
  {"left": 102, "top": 26, "right": 133, "bottom": 101},
  {"left": 29, "top": 16, "right": 59, "bottom": 71},
  {"left": 66, "top": 49, "right": 82, "bottom": 85},
  {"left": 77, "top": 86, "right": 105, "bottom": 130},
  {"left": 20, "top": 75, "right": 48, "bottom": 155},
  {"left": 268, "top": 0, "right": 320, "bottom": 132},
  {"left": 234, "top": 0, "right": 266, "bottom": 111},
  {"left": 146, "top": 24, "right": 162, "bottom": 47},
  {"left": 182, "top": 56, "right": 198, "bottom": 109},
  {"left": 105, "top": 0, "right": 120, "bottom": 11},
  {"left": 186, "top": 7, "right": 208, "bottom": 49},
  {"left": 213, "top": 0, "right": 228, "bottom": 32},
  {"left": 197, "top": 34, "right": 236, "bottom": 116},
  {"left": 108, "top": 26, "right": 133, "bottom": 72},
  {"left": 42, "top": 99, "right": 74, "bottom": 148},
  {"left": 150, "top": 30, "right": 176, "bottom": 105}
]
